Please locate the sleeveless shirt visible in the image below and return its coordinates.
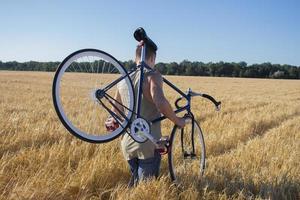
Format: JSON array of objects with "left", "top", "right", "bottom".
[{"left": 117, "top": 70, "right": 161, "bottom": 160}]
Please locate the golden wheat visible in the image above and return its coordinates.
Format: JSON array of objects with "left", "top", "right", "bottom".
[{"left": 0, "top": 71, "right": 299, "bottom": 199}]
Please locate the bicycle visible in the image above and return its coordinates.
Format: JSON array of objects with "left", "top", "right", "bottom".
[{"left": 52, "top": 27, "right": 221, "bottom": 185}]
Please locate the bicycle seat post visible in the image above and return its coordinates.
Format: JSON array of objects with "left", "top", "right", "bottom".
[
  {"left": 141, "top": 44, "right": 146, "bottom": 63},
  {"left": 136, "top": 43, "right": 146, "bottom": 117}
]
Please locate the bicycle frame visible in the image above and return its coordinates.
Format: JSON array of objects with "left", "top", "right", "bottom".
[
  {"left": 100, "top": 43, "right": 220, "bottom": 146},
  {"left": 119, "top": 44, "right": 194, "bottom": 146}
]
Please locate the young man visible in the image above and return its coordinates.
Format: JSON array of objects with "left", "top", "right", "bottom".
[{"left": 113, "top": 40, "right": 185, "bottom": 186}]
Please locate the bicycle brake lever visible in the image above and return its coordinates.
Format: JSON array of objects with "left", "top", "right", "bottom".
[{"left": 184, "top": 117, "right": 192, "bottom": 123}]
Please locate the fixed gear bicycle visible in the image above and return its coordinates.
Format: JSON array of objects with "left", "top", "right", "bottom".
[{"left": 52, "top": 27, "right": 221, "bottom": 184}]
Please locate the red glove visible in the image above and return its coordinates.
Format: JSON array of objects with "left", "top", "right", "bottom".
[{"left": 105, "top": 116, "right": 119, "bottom": 132}]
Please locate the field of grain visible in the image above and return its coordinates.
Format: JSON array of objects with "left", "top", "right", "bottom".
[{"left": 0, "top": 71, "right": 299, "bottom": 200}]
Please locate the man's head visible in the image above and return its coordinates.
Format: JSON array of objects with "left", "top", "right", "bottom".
[{"left": 135, "top": 41, "right": 156, "bottom": 68}]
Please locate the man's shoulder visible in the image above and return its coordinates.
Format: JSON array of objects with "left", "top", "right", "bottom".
[{"left": 147, "top": 70, "right": 162, "bottom": 82}]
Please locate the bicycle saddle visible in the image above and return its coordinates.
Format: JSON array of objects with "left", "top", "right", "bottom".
[{"left": 134, "top": 27, "right": 158, "bottom": 51}]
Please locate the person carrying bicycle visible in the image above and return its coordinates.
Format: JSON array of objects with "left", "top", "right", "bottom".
[
  {"left": 53, "top": 26, "right": 221, "bottom": 187},
  {"left": 109, "top": 34, "right": 186, "bottom": 186}
]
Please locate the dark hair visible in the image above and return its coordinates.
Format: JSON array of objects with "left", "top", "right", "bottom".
[{"left": 135, "top": 43, "right": 156, "bottom": 62}]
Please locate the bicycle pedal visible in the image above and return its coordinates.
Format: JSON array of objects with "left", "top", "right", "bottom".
[
  {"left": 183, "top": 151, "right": 196, "bottom": 159},
  {"left": 157, "top": 136, "right": 169, "bottom": 146},
  {"left": 183, "top": 151, "right": 190, "bottom": 158},
  {"left": 190, "top": 153, "right": 196, "bottom": 159}
]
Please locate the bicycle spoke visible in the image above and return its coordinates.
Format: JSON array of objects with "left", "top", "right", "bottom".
[
  {"left": 102, "top": 62, "right": 106, "bottom": 74},
  {"left": 81, "top": 57, "right": 89, "bottom": 73},
  {"left": 102, "top": 73, "right": 130, "bottom": 92}
]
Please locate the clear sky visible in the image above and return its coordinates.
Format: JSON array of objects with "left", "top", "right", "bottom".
[{"left": 1, "top": 0, "right": 299, "bottom": 65}]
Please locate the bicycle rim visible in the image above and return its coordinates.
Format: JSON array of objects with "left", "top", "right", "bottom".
[
  {"left": 168, "top": 116, "right": 206, "bottom": 186},
  {"left": 52, "top": 49, "right": 135, "bottom": 143}
]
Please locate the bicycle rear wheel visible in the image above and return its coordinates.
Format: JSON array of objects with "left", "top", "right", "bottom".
[
  {"left": 168, "top": 116, "right": 206, "bottom": 185},
  {"left": 52, "top": 49, "right": 135, "bottom": 143}
]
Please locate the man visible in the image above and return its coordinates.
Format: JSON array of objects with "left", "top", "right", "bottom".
[{"left": 112, "top": 40, "right": 185, "bottom": 186}]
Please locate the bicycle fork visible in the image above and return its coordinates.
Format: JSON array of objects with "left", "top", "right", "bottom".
[{"left": 181, "top": 118, "right": 197, "bottom": 160}]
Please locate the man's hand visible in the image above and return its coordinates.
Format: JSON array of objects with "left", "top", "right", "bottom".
[
  {"left": 175, "top": 117, "right": 186, "bottom": 129},
  {"left": 105, "top": 116, "right": 119, "bottom": 132}
]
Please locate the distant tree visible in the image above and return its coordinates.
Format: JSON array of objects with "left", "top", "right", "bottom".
[
  {"left": 208, "top": 62, "right": 217, "bottom": 76},
  {"left": 271, "top": 70, "right": 285, "bottom": 79},
  {"left": 122, "top": 60, "right": 135, "bottom": 70},
  {"left": 287, "top": 67, "right": 298, "bottom": 79},
  {"left": 167, "top": 62, "right": 180, "bottom": 75},
  {"left": 155, "top": 62, "right": 167, "bottom": 74},
  {"left": 0, "top": 60, "right": 299, "bottom": 79},
  {"left": 238, "top": 61, "right": 247, "bottom": 68}
]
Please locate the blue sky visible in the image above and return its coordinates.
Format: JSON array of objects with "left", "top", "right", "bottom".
[{"left": 0, "top": 0, "right": 299, "bottom": 65}]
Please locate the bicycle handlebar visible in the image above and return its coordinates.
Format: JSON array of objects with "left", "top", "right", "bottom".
[
  {"left": 174, "top": 97, "right": 183, "bottom": 109},
  {"left": 175, "top": 93, "right": 221, "bottom": 111},
  {"left": 201, "top": 94, "right": 221, "bottom": 111}
]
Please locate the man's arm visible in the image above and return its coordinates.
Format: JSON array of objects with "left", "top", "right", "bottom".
[{"left": 149, "top": 73, "right": 185, "bottom": 128}]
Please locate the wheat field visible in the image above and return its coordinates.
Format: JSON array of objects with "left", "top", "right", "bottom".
[{"left": 0, "top": 71, "right": 299, "bottom": 200}]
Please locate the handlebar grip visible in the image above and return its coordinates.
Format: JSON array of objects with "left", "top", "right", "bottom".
[
  {"left": 202, "top": 94, "right": 221, "bottom": 110},
  {"left": 175, "top": 97, "right": 183, "bottom": 109},
  {"left": 134, "top": 27, "right": 158, "bottom": 51}
]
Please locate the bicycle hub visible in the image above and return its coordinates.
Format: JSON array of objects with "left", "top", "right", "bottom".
[{"left": 95, "top": 89, "right": 105, "bottom": 100}]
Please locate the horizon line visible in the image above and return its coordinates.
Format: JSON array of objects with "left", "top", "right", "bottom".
[{"left": 0, "top": 59, "right": 299, "bottom": 67}]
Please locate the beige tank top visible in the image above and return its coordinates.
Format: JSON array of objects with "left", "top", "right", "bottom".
[{"left": 118, "top": 70, "right": 161, "bottom": 160}]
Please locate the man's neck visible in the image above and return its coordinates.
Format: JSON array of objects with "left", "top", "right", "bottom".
[{"left": 136, "top": 61, "right": 154, "bottom": 68}]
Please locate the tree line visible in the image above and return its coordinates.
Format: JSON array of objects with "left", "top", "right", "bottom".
[{"left": 1, "top": 60, "right": 300, "bottom": 79}]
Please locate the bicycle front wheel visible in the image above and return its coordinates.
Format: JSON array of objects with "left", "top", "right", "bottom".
[
  {"left": 52, "top": 49, "right": 135, "bottom": 143},
  {"left": 168, "top": 116, "right": 206, "bottom": 185}
]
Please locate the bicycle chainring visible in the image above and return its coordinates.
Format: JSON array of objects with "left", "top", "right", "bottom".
[{"left": 130, "top": 118, "right": 150, "bottom": 143}]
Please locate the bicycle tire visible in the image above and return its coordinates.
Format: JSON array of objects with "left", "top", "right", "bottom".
[
  {"left": 168, "top": 115, "right": 206, "bottom": 185},
  {"left": 52, "top": 49, "right": 135, "bottom": 143}
]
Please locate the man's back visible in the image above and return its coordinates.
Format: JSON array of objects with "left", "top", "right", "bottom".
[
  {"left": 119, "top": 70, "right": 162, "bottom": 160},
  {"left": 116, "top": 35, "right": 185, "bottom": 186}
]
